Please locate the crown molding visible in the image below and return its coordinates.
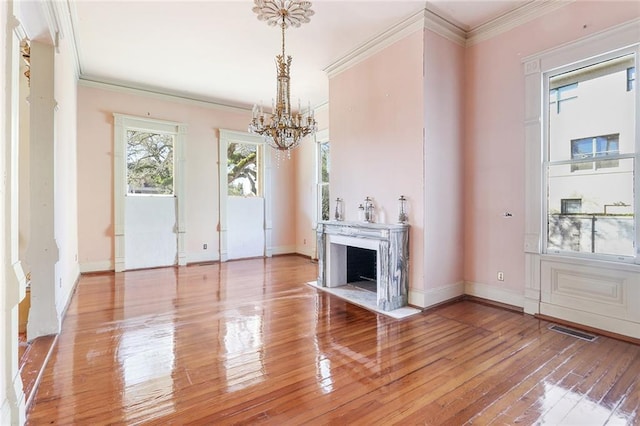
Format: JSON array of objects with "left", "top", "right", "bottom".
[
  {"left": 325, "top": 1, "right": 577, "bottom": 78},
  {"left": 79, "top": 77, "right": 254, "bottom": 114},
  {"left": 325, "top": 8, "right": 465, "bottom": 79},
  {"left": 324, "top": 9, "right": 425, "bottom": 78},
  {"left": 466, "top": 0, "right": 574, "bottom": 47}
]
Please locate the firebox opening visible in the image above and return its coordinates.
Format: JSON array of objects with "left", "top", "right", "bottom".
[{"left": 347, "top": 246, "right": 377, "bottom": 293}]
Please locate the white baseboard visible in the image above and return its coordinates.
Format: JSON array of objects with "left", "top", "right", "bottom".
[
  {"left": 464, "top": 281, "right": 524, "bottom": 308},
  {"left": 410, "top": 281, "right": 464, "bottom": 308},
  {"left": 187, "top": 252, "right": 219, "bottom": 264},
  {"left": 79, "top": 260, "right": 113, "bottom": 273},
  {"left": 541, "top": 302, "right": 640, "bottom": 340},
  {"left": 272, "top": 245, "right": 297, "bottom": 256},
  {"left": 295, "top": 245, "right": 314, "bottom": 258}
]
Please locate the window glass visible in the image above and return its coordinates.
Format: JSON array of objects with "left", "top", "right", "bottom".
[
  {"left": 546, "top": 54, "right": 635, "bottom": 258},
  {"left": 227, "top": 142, "right": 260, "bottom": 197},
  {"left": 127, "top": 130, "right": 174, "bottom": 195},
  {"left": 319, "top": 141, "right": 330, "bottom": 221}
]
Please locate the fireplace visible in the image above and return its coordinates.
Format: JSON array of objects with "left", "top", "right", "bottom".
[
  {"left": 347, "top": 246, "right": 377, "bottom": 291},
  {"left": 316, "top": 221, "right": 409, "bottom": 311}
]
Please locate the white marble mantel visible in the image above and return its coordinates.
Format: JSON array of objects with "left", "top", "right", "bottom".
[{"left": 316, "top": 221, "right": 410, "bottom": 311}]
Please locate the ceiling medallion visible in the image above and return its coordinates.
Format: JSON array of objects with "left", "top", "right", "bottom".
[{"left": 248, "top": 0, "right": 317, "bottom": 156}]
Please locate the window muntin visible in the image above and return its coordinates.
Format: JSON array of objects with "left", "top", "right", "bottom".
[
  {"left": 628, "top": 66, "right": 636, "bottom": 92},
  {"left": 546, "top": 53, "right": 636, "bottom": 260},
  {"left": 126, "top": 130, "right": 174, "bottom": 195}
]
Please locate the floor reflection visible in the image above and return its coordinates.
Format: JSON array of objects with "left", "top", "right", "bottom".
[{"left": 223, "top": 308, "right": 265, "bottom": 392}]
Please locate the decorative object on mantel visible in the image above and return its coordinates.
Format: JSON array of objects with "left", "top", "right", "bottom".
[
  {"left": 398, "top": 195, "right": 408, "bottom": 223},
  {"left": 357, "top": 204, "right": 365, "bottom": 221},
  {"left": 248, "top": 0, "right": 318, "bottom": 156},
  {"left": 364, "top": 196, "right": 375, "bottom": 223},
  {"left": 334, "top": 197, "right": 343, "bottom": 221}
]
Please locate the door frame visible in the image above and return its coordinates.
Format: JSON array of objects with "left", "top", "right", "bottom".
[
  {"left": 218, "top": 129, "right": 272, "bottom": 262},
  {"left": 113, "top": 114, "right": 187, "bottom": 272}
]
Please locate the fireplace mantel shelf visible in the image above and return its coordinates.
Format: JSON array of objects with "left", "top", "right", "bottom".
[
  {"left": 320, "top": 220, "right": 409, "bottom": 230},
  {"left": 317, "top": 221, "right": 410, "bottom": 311}
]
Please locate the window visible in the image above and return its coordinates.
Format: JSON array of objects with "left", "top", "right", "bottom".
[
  {"left": 549, "top": 83, "right": 578, "bottom": 113},
  {"left": 127, "top": 130, "right": 174, "bottom": 195},
  {"left": 546, "top": 53, "right": 636, "bottom": 259},
  {"left": 319, "top": 141, "right": 330, "bottom": 221},
  {"left": 628, "top": 67, "right": 636, "bottom": 91},
  {"left": 561, "top": 199, "right": 582, "bottom": 214},
  {"left": 570, "top": 134, "right": 619, "bottom": 172},
  {"left": 315, "top": 130, "right": 330, "bottom": 223},
  {"left": 227, "top": 142, "right": 261, "bottom": 197}
]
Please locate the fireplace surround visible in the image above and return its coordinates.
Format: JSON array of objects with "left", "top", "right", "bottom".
[{"left": 316, "top": 221, "right": 409, "bottom": 311}]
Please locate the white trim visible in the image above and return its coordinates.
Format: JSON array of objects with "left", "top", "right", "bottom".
[
  {"left": 295, "top": 245, "right": 314, "bottom": 258},
  {"left": 218, "top": 129, "right": 272, "bottom": 262},
  {"left": 541, "top": 303, "right": 640, "bottom": 340},
  {"left": 272, "top": 245, "right": 297, "bottom": 256},
  {"left": 466, "top": 0, "right": 573, "bottom": 46},
  {"left": 79, "top": 260, "right": 113, "bottom": 273},
  {"left": 423, "top": 9, "right": 466, "bottom": 46},
  {"left": 522, "top": 20, "right": 640, "bottom": 337},
  {"left": 409, "top": 282, "right": 465, "bottom": 308},
  {"left": 187, "top": 252, "right": 219, "bottom": 265},
  {"left": 325, "top": 8, "right": 465, "bottom": 79},
  {"left": 464, "top": 281, "right": 525, "bottom": 309},
  {"left": 113, "top": 114, "right": 188, "bottom": 272},
  {"left": 79, "top": 78, "right": 250, "bottom": 114}
]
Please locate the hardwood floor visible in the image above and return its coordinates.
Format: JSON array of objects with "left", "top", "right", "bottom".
[{"left": 26, "top": 256, "right": 639, "bottom": 425}]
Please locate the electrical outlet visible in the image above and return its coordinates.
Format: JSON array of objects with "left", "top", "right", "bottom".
[
  {"left": 497, "top": 271, "right": 504, "bottom": 281},
  {"left": 203, "top": 243, "right": 207, "bottom": 250}
]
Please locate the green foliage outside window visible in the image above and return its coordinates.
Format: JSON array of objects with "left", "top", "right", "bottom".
[
  {"left": 227, "top": 142, "right": 259, "bottom": 196},
  {"left": 127, "top": 131, "right": 174, "bottom": 195}
]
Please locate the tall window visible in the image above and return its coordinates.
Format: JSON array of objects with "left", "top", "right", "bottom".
[
  {"left": 126, "top": 130, "right": 174, "bottom": 195},
  {"left": 317, "top": 132, "right": 330, "bottom": 222},
  {"left": 227, "top": 142, "right": 261, "bottom": 197},
  {"left": 546, "top": 53, "right": 636, "bottom": 259}
]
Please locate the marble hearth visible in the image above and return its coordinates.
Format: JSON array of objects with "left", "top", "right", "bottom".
[{"left": 316, "top": 221, "right": 409, "bottom": 311}]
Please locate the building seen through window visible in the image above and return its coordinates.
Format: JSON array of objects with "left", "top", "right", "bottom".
[{"left": 546, "top": 53, "right": 635, "bottom": 258}]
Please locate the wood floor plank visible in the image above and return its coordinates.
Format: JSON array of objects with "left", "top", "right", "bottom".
[{"left": 24, "top": 256, "right": 640, "bottom": 425}]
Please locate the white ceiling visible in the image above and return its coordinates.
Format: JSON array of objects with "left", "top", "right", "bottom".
[{"left": 68, "top": 1, "right": 532, "bottom": 109}]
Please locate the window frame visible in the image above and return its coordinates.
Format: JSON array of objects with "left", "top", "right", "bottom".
[
  {"left": 113, "top": 114, "right": 188, "bottom": 271},
  {"left": 315, "top": 129, "right": 330, "bottom": 227},
  {"left": 126, "top": 129, "right": 176, "bottom": 196},
  {"left": 539, "top": 44, "right": 639, "bottom": 264}
]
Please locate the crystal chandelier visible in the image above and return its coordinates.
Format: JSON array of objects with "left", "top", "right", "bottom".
[{"left": 248, "top": 0, "right": 318, "bottom": 153}]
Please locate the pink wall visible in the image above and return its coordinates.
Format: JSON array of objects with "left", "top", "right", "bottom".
[
  {"left": 329, "top": 31, "right": 425, "bottom": 296},
  {"left": 294, "top": 104, "right": 329, "bottom": 258},
  {"left": 423, "top": 30, "right": 465, "bottom": 293},
  {"left": 77, "top": 84, "right": 296, "bottom": 269},
  {"left": 464, "top": 2, "right": 640, "bottom": 292}
]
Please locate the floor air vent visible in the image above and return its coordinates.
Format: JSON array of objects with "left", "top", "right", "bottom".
[{"left": 549, "top": 325, "right": 597, "bottom": 342}]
